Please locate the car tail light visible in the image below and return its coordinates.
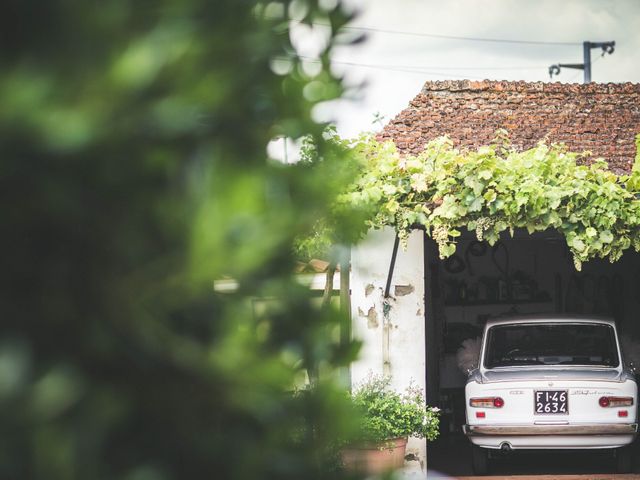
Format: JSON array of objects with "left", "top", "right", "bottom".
[
  {"left": 470, "top": 397, "right": 504, "bottom": 408},
  {"left": 476, "top": 411, "right": 486, "bottom": 418},
  {"left": 599, "top": 396, "right": 634, "bottom": 408},
  {"left": 619, "top": 410, "right": 629, "bottom": 418}
]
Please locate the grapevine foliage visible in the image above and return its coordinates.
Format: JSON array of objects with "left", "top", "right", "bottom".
[
  {"left": 635, "top": 133, "right": 640, "bottom": 171},
  {"left": 341, "top": 131, "right": 640, "bottom": 271}
]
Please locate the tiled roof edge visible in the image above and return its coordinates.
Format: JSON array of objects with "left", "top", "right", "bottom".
[{"left": 420, "top": 80, "right": 640, "bottom": 94}]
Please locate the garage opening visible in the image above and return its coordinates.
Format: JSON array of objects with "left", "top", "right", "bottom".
[{"left": 424, "top": 228, "right": 640, "bottom": 476}]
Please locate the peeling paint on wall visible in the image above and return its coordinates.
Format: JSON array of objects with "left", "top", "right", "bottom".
[
  {"left": 394, "top": 284, "right": 414, "bottom": 296},
  {"left": 365, "top": 284, "right": 375, "bottom": 297},
  {"left": 366, "top": 307, "right": 379, "bottom": 329},
  {"left": 357, "top": 306, "right": 380, "bottom": 329}
]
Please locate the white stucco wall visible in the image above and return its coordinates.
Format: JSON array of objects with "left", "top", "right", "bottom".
[{"left": 350, "top": 227, "right": 427, "bottom": 469}]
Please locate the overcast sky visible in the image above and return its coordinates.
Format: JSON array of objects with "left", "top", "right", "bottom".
[{"left": 315, "top": 0, "right": 640, "bottom": 138}]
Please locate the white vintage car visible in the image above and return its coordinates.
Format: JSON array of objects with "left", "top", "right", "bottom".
[{"left": 464, "top": 315, "right": 638, "bottom": 474}]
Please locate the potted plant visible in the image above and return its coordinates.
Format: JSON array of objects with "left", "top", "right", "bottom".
[{"left": 341, "top": 375, "right": 440, "bottom": 474}]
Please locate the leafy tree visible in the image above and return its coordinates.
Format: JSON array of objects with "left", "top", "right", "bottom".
[{"left": 0, "top": 1, "right": 363, "bottom": 479}]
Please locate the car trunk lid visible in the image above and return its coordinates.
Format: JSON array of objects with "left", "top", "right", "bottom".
[{"left": 473, "top": 367, "right": 633, "bottom": 425}]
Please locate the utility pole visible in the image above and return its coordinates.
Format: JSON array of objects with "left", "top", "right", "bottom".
[{"left": 548, "top": 40, "right": 615, "bottom": 83}]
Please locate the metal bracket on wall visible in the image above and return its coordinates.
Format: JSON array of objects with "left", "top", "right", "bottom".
[{"left": 384, "top": 233, "right": 400, "bottom": 299}]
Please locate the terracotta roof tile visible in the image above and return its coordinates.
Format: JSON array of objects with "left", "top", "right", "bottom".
[{"left": 378, "top": 80, "right": 640, "bottom": 174}]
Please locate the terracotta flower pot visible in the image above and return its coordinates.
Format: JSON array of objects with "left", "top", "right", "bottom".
[{"left": 341, "top": 437, "right": 408, "bottom": 474}]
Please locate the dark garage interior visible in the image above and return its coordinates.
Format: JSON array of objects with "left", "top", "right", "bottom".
[{"left": 424, "top": 229, "right": 640, "bottom": 476}]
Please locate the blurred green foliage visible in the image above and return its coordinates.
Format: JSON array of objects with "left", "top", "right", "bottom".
[
  {"left": 1, "top": 1, "right": 364, "bottom": 478},
  {"left": 294, "top": 128, "right": 371, "bottom": 261}
]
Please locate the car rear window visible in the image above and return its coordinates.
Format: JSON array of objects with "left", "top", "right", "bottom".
[{"left": 484, "top": 323, "right": 619, "bottom": 368}]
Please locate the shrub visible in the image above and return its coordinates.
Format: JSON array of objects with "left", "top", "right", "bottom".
[{"left": 351, "top": 376, "right": 439, "bottom": 443}]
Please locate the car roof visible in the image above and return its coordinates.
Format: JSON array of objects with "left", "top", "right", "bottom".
[{"left": 484, "top": 314, "right": 615, "bottom": 328}]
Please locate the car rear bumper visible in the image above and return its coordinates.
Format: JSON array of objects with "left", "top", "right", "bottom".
[
  {"left": 463, "top": 423, "right": 638, "bottom": 436},
  {"left": 463, "top": 423, "right": 638, "bottom": 449}
]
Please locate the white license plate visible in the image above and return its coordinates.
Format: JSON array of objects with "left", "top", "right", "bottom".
[{"left": 534, "top": 390, "right": 568, "bottom": 414}]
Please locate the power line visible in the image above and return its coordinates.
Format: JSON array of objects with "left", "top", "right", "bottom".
[
  {"left": 292, "top": 56, "right": 545, "bottom": 79},
  {"left": 333, "top": 61, "right": 547, "bottom": 71},
  {"left": 294, "top": 55, "right": 486, "bottom": 79},
  {"left": 314, "top": 22, "right": 580, "bottom": 46},
  {"left": 334, "top": 63, "right": 487, "bottom": 79}
]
